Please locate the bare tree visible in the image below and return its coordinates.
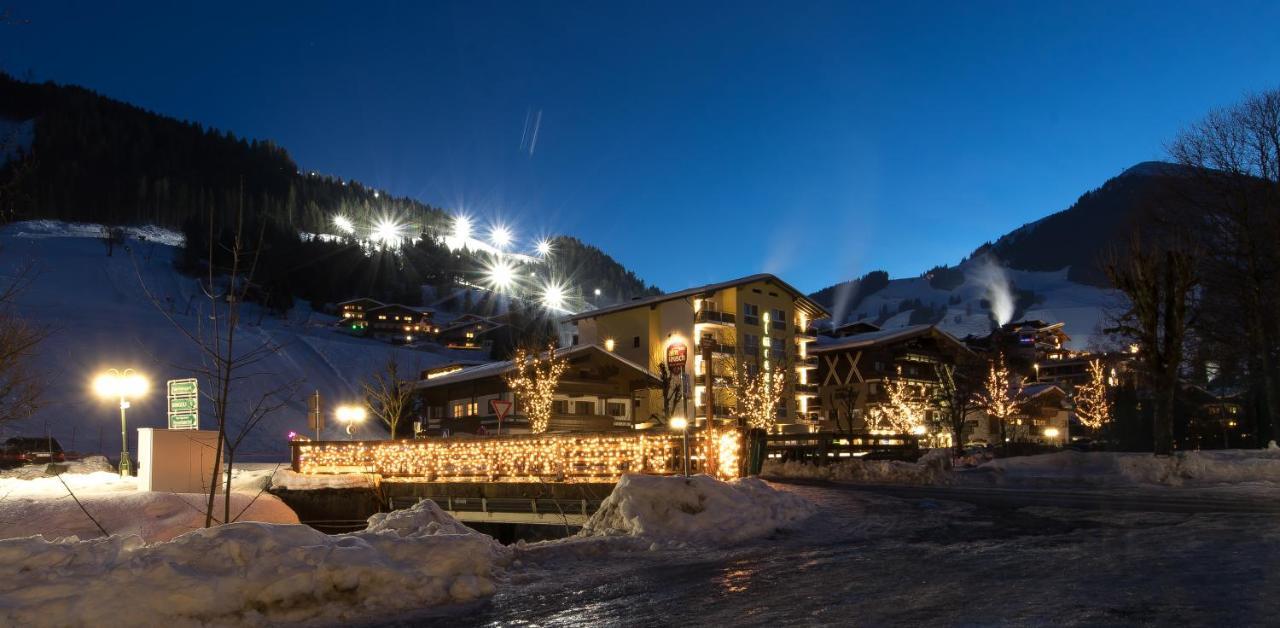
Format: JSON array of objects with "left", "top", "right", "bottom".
[
  {"left": 1167, "top": 88, "right": 1280, "bottom": 441},
  {"left": 1104, "top": 233, "right": 1199, "bottom": 456},
  {"left": 362, "top": 355, "right": 415, "bottom": 439},
  {"left": 135, "top": 191, "right": 297, "bottom": 527},
  {"left": 936, "top": 357, "right": 984, "bottom": 454},
  {"left": 0, "top": 259, "right": 44, "bottom": 429}
]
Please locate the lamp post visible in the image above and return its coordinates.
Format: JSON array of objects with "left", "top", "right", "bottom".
[
  {"left": 93, "top": 368, "right": 148, "bottom": 477},
  {"left": 336, "top": 405, "right": 367, "bottom": 440},
  {"left": 671, "top": 415, "right": 690, "bottom": 477}
]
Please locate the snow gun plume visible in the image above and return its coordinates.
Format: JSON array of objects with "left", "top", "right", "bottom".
[{"left": 968, "top": 255, "right": 1014, "bottom": 327}]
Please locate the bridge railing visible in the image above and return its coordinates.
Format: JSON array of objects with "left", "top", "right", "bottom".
[
  {"left": 290, "top": 429, "right": 744, "bottom": 483},
  {"left": 763, "top": 431, "right": 920, "bottom": 464}
]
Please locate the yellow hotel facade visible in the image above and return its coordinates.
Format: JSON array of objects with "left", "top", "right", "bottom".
[{"left": 564, "top": 273, "right": 829, "bottom": 431}]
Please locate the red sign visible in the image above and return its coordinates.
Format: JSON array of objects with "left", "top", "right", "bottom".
[
  {"left": 490, "top": 399, "right": 513, "bottom": 420},
  {"left": 666, "top": 342, "right": 688, "bottom": 374}
]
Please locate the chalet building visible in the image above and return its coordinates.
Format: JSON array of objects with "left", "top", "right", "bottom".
[
  {"left": 965, "top": 383, "right": 1071, "bottom": 445},
  {"left": 1181, "top": 386, "right": 1249, "bottom": 450},
  {"left": 967, "top": 319, "right": 1072, "bottom": 367},
  {"left": 365, "top": 304, "right": 436, "bottom": 343},
  {"left": 407, "top": 344, "right": 660, "bottom": 435},
  {"left": 811, "top": 324, "right": 972, "bottom": 442},
  {"left": 338, "top": 298, "right": 385, "bottom": 331},
  {"left": 436, "top": 316, "right": 509, "bottom": 352},
  {"left": 564, "top": 273, "right": 829, "bottom": 431}
]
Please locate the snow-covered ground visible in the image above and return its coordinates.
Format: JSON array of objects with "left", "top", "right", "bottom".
[
  {"left": 0, "top": 469, "right": 816, "bottom": 626},
  {"left": 764, "top": 448, "right": 1280, "bottom": 489},
  {"left": 0, "top": 458, "right": 298, "bottom": 543},
  {"left": 440, "top": 481, "right": 1280, "bottom": 626},
  {"left": 0, "top": 499, "right": 507, "bottom": 626},
  {"left": 0, "top": 221, "right": 477, "bottom": 460}
]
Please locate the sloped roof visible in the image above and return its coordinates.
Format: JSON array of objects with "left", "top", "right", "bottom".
[
  {"left": 564, "top": 273, "right": 829, "bottom": 322},
  {"left": 407, "top": 344, "right": 658, "bottom": 391},
  {"left": 811, "top": 324, "right": 971, "bottom": 355}
]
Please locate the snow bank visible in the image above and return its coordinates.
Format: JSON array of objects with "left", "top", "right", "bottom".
[
  {"left": 579, "top": 474, "right": 816, "bottom": 545},
  {"left": 763, "top": 449, "right": 954, "bottom": 485},
  {"left": 0, "top": 500, "right": 508, "bottom": 626},
  {"left": 270, "top": 468, "right": 377, "bottom": 490},
  {"left": 0, "top": 470, "right": 298, "bottom": 543},
  {"left": 5, "top": 219, "right": 186, "bottom": 246},
  {"left": 964, "top": 449, "right": 1280, "bottom": 487},
  {"left": 0, "top": 455, "right": 116, "bottom": 479}
]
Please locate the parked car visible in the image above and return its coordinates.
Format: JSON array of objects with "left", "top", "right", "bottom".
[{"left": 1, "top": 437, "right": 66, "bottom": 467}]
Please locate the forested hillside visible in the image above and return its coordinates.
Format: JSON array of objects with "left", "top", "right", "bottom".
[{"left": 0, "top": 73, "right": 658, "bottom": 309}]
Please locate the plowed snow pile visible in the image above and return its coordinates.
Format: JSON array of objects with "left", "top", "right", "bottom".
[
  {"left": 0, "top": 499, "right": 508, "bottom": 626},
  {"left": 579, "top": 474, "right": 816, "bottom": 544}
]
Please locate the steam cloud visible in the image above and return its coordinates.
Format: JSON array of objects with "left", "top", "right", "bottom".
[{"left": 968, "top": 255, "right": 1014, "bottom": 327}]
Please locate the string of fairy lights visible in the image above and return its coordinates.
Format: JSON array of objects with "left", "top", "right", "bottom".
[
  {"left": 326, "top": 210, "right": 584, "bottom": 315},
  {"left": 294, "top": 429, "right": 743, "bottom": 482}
]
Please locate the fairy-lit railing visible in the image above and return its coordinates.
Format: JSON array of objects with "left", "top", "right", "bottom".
[{"left": 290, "top": 429, "right": 743, "bottom": 483}]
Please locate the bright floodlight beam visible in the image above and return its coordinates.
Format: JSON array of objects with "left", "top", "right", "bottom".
[
  {"left": 490, "top": 224, "right": 513, "bottom": 250},
  {"left": 535, "top": 239, "right": 552, "bottom": 257},
  {"left": 540, "top": 280, "right": 567, "bottom": 311},
  {"left": 332, "top": 215, "right": 356, "bottom": 234},
  {"left": 371, "top": 217, "right": 404, "bottom": 247},
  {"left": 453, "top": 215, "right": 472, "bottom": 241},
  {"left": 485, "top": 258, "right": 517, "bottom": 292}
]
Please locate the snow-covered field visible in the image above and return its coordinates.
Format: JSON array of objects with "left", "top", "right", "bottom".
[
  {"left": 0, "top": 221, "right": 475, "bottom": 460},
  {"left": 764, "top": 448, "right": 1280, "bottom": 489}
]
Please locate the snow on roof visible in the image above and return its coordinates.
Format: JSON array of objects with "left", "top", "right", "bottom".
[
  {"left": 812, "top": 324, "right": 970, "bottom": 354},
  {"left": 565, "top": 273, "right": 829, "bottom": 322},
  {"left": 1023, "top": 383, "right": 1067, "bottom": 398},
  {"left": 407, "top": 344, "right": 658, "bottom": 390}
]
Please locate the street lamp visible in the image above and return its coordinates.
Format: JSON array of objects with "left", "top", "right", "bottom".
[
  {"left": 336, "top": 405, "right": 367, "bottom": 439},
  {"left": 670, "top": 415, "right": 690, "bottom": 477},
  {"left": 93, "top": 368, "right": 148, "bottom": 477}
]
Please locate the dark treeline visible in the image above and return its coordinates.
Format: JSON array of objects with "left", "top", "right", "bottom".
[
  {"left": 0, "top": 72, "right": 659, "bottom": 312},
  {"left": 0, "top": 72, "right": 450, "bottom": 234}
]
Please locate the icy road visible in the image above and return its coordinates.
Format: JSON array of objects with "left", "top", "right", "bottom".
[{"left": 393, "top": 482, "right": 1280, "bottom": 627}]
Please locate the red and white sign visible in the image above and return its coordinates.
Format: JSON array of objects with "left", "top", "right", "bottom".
[
  {"left": 666, "top": 342, "right": 688, "bottom": 374},
  {"left": 490, "top": 399, "right": 513, "bottom": 420}
]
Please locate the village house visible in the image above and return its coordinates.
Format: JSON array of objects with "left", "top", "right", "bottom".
[
  {"left": 337, "top": 297, "right": 385, "bottom": 331},
  {"left": 364, "top": 303, "right": 436, "bottom": 343},
  {"left": 407, "top": 344, "right": 660, "bottom": 435},
  {"left": 811, "top": 324, "right": 973, "bottom": 442}
]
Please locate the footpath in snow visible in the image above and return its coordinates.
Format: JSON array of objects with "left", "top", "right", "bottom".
[{"left": 763, "top": 447, "right": 1280, "bottom": 489}]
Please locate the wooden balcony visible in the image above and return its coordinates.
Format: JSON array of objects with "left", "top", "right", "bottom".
[{"left": 694, "top": 310, "right": 736, "bottom": 325}]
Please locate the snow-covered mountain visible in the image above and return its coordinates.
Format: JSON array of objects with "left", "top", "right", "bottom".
[
  {"left": 811, "top": 163, "right": 1181, "bottom": 349},
  {"left": 830, "top": 261, "right": 1124, "bottom": 351},
  {"left": 0, "top": 222, "right": 472, "bottom": 460}
]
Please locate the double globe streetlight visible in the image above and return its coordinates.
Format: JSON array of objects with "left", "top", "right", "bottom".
[
  {"left": 335, "top": 404, "right": 367, "bottom": 439},
  {"left": 93, "top": 368, "right": 148, "bottom": 477}
]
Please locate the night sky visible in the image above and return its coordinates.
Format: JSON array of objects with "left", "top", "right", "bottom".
[{"left": 3, "top": 1, "right": 1279, "bottom": 292}]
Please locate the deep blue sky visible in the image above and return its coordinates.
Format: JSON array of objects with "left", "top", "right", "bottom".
[{"left": 4, "top": 2, "right": 1279, "bottom": 292}]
